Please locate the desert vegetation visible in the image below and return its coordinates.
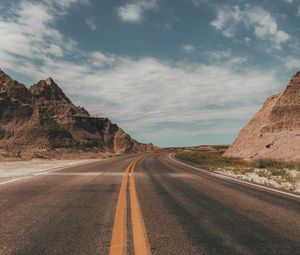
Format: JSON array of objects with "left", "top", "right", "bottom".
[{"left": 175, "top": 150, "right": 300, "bottom": 192}]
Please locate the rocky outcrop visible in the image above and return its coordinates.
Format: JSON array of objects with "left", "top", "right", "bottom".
[
  {"left": 225, "top": 71, "right": 300, "bottom": 161},
  {"left": 30, "top": 78, "right": 73, "bottom": 104},
  {"left": 0, "top": 69, "right": 153, "bottom": 159}
]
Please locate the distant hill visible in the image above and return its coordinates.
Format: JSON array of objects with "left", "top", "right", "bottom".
[
  {"left": 225, "top": 71, "right": 300, "bottom": 161},
  {"left": 162, "top": 145, "right": 229, "bottom": 152},
  {"left": 0, "top": 69, "right": 153, "bottom": 159}
]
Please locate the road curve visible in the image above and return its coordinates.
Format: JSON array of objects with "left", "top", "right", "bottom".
[
  {"left": 135, "top": 153, "right": 300, "bottom": 255},
  {"left": 1, "top": 153, "right": 300, "bottom": 255}
]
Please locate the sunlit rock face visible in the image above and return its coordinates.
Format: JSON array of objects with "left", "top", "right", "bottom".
[
  {"left": 0, "top": 69, "right": 153, "bottom": 159},
  {"left": 225, "top": 71, "right": 300, "bottom": 161}
]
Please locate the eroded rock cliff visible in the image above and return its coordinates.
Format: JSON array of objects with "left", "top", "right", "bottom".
[
  {"left": 0, "top": 69, "right": 153, "bottom": 159},
  {"left": 225, "top": 71, "right": 300, "bottom": 161}
]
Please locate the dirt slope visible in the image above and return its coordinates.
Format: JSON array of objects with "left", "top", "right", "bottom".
[{"left": 225, "top": 71, "right": 300, "bottom": 161}]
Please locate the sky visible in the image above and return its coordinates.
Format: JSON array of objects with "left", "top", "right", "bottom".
[{"left": 0, "top": 0, "right": 300, "bottom": 147}]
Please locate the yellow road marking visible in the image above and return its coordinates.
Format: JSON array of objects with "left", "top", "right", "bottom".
[
  {"left": 109, "top": 158, "right": 151, "bottom": 255},
  {"left": 109, "top": 161, "right": 133, "bottom": 255},
  {"left": 130, "top": 160, "right": 152, "bottom": 255}
]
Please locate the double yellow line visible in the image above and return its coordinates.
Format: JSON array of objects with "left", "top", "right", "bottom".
[{"left": 109, "top": 158, "right": 152, "bottom": 255}]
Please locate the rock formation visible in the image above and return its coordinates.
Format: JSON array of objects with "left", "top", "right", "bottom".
[
  {"left": 225, "top": 71, "right": 300, "bottom": 161},
  {"left": 0, "top": 69, "right": 153, "bottom": 159}
]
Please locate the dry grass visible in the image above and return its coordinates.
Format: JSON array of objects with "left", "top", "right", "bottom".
[
  {"left": 175, "top": 150, "right": 250, "bottom": 170},
  {"left": 251, "top": 158, "right": 300, "bottom": 171},
  {"left": 175, "top": 150, "right": 300, "bottom": 182}
]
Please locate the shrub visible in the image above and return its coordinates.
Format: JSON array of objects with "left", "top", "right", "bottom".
[
  {"left": 175, "top": 151, "right": 249, "bottom": 170},
  {"left": 251, "top": 158, "right": 300, "bottom": 170}
]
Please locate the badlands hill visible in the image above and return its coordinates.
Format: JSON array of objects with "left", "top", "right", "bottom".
[
  {"left": 225, "top": 71, "right": 300, "bottom": 161},
  {"left": 0, "top": 69, "right": 153, "bottom": 159}
]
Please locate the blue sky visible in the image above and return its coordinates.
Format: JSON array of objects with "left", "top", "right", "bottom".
[{"left": 1, "top": 0, "right": 300, "bottom": 147}]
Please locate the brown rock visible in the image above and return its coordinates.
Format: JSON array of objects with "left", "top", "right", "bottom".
[
  {"left": 0, "top": 69, "right": 32, "bottom": 104},
  {"left": 30, "top": 77, "right": 72, "bottom": 104},
  {"left": 0, "top": 69, "right": 154, "bottom": 159},
  {"left": 225, "top": 71, "right": 300, "bottom": 161}
]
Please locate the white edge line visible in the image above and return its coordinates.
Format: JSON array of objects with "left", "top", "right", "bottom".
[
  {"left": 168, "top": 153, "right": 300, "bottom": 200},
  {"left": 0, "top": 156, "right": 115, "bottom": 187}
]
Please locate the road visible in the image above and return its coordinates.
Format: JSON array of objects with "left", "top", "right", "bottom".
[{"left": 1, "top": 153, "right": 300, "bottom": 255}]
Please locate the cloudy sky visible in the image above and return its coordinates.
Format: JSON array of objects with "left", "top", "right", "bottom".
[{"left": 1, "top": 0, "right": 300, "bottom": 147}]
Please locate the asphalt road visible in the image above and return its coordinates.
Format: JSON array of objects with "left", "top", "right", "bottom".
[{"left": 1, "top": 153, "right": 300, "bottom": 255}]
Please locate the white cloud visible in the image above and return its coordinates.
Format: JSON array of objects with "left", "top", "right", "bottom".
[
  {"left": 0, "top": 0, "right": 85, "bottom": 62},
  {"left": 297, "top": 6, "right": 300, "bottom": 16},
  {"left": 211, "top": 5, "right": 241, "bottom": 38},
  {"left": 246, "top": 7, "right": 289, "bottom": 48},
  {"left": 117, "top": 0, "right": 158, "bottom": 23},
  {"left": 283, "top": 56, "right": 300, "bottom": 70},
  {"left": 4, "top": 56, "right": 279, "bottom": 144},
  {"left": 211, "top": 5, "right": 289, "bottom": 49},
  {"left": 86, "top": 17, "right": 96, "bottom": 30},
  {"left": 45, "top": 0, "right": 90, "bottom": 9},
  {"left": 182, "top": 44, "right": 195, "bottom": 53},
  {"left": 0, "top": 0, "right": 283, "bottom": 145},
  {"left": 244, "top": 37, "right": 251, "bottom": 43},
  {"left": 118, "top": 4, "right": 142, "bottom": 23},
  {"left": 206, "top": 49, "right": 232, "bottom": 59},
  {"left": 90, "top": 51, "right": 124, "bottom": 67},
  {"left": 192, "top": 0, "right": 210, "bottom": 8},
  {"left": 72, "top": 60, "right": 278, "bottom": 142},
  {"left": 47, "top": 44, "right": 64, "bottom": 57},
  {"left": 205, "top": 50, "right": 248, "bottom": 66},
  {"left": 228, "top": 56, "right": 248, "bottom": 65}
]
